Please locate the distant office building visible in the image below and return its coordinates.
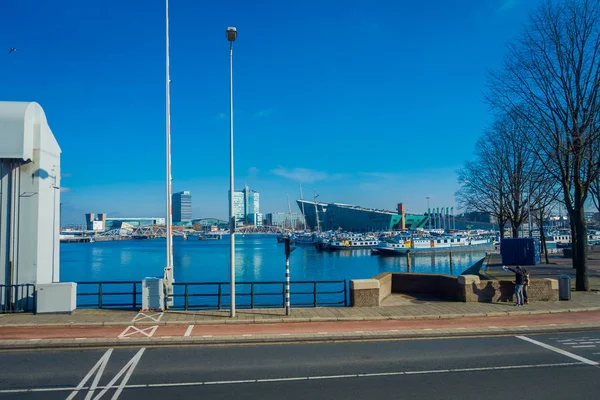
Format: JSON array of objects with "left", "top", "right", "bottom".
[
  {"left": 265, "top": 212, "right": 304, "bottom": 229},
  {"left": 104, "top": 217, "right": 166, "bottom": 231},
  {"left": 172, "top": 191, "right": 192, "bottom": 223},
  {"left": 248, "top": 213, "right": 263, "bottom": 227},
  {"left": 192, "top": 218, "right": 229, "bottom": 231},
  {"left": 229, "top": 185, "right": 260, "bottom": 225},
  {"left": 85, "top": 213, "right": 107, "bottom": 231}
]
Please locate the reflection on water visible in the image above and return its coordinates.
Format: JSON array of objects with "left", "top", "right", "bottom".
[{"left": 61, "top": 235, "right": 488, "bottom": 283}]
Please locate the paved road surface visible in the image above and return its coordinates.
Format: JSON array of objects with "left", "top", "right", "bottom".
[{"left": 1, "top": 331, "right": 599, "bottom": 399}]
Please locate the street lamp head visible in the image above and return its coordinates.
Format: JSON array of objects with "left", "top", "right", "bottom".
[{"left": 226, "top": 27, "right": 237, "bottom": 42}]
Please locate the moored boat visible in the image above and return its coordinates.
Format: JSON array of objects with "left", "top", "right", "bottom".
[{"left": 375, "top": 235, "right": 494, "bottom": 256}]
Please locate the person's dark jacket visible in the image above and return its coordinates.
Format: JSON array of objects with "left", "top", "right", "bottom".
[{"left": 508, "top": 267, "right": 524, "bottom": 285}]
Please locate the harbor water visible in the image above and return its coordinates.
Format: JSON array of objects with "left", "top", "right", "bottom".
[{"left": 60, "top": 234, "right": 487, "bottom": 283}]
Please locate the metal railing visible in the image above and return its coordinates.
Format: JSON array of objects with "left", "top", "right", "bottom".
[
  {"left": 1, "top": 284, "right": 36, "bottom": 313},
  {"left": 75, "top": 280, "right": 347, "bottom": 310},
  {"left": 171, "top": 280, "right": 347, "bottom": 310},
  {"left": 77, "top": 281, "right": 142, "bottom": 309}
]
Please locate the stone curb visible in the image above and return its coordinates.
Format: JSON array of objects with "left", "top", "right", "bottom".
[
  {"left": 2, "top": 307, "right": 600, "bottom": 328},
  {"left": 1, "top": 323, "right": 599, "bottom": 350}
]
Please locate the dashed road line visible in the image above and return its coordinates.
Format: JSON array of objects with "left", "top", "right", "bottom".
[
  {"left": 517, "top": 336, "right": 599, "bottom": 366},
  {"left": 0, "top": 361, "right": 584, "bottom": 394},
  {"left": 184, "top": 325, "right": 194, "bottom": 337}
]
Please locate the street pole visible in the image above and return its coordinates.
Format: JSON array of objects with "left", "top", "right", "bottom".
[
  {"left": 227, "top": 27, "right": 237, "bottom": 318},
  {"left": 284, "top": 237, "right": 292, "bottom": 315},
  {"left": 426, "top": 196, "right": 431, "bottom": 230},
  {"left": 163, "top": 0, "right": 174, "bottom": 308}
]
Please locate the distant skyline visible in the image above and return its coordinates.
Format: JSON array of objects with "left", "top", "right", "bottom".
[{"left": 1, "top": 0, "right": 543, "bottom": 224}]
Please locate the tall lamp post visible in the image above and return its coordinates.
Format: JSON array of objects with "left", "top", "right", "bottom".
[
  {"left": 227, "top": 26, "right": 237, "bottom": 318},
  {"left": 426, "top": 196, "right": 431, "bottom": 230},
  {"left": 163, "top": 0, "right": 174, "bottom": 308}
]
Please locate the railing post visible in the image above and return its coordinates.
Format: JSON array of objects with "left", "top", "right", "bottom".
[
  {"left": 133, "top": 282, "right": 137, "bottom": 309},
  {"left": 250, "top": 283, "right": 255, "bottom": 309},
  {"left": 313, "top": 282, "right": 318, "bottom": 307},
  {"left": 25, "top": 285, "right": 30, "bottom": 313},
  {"left": 98, "top": 283, "right": 103, "bottom": 309},
  {"left": 282, "top": 283, "right": 285, "bottom": 307},
  {"left": 344, "top": 280, "right": 347, "bottom": 307},
  {"left": 218, "top": 283, "right": 222, "bottom": 310},
  {"left": 184, "top": 284, "right": 189, "bottom": 311}
]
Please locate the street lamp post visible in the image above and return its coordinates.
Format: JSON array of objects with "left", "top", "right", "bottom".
[
  {"left": 163, "top": 0, "right": 174, "bottom": 308},
  {"left": 426, "top": 196, "right": 431, "bottom": 230},
  {"left": 227, "top": 26, "right": 237, "bottom": 318}
]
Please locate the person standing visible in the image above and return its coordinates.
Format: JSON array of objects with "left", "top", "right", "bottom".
[
  {"left": 503, "top": 265, "right": 525, "bottom": 306},
  {"left": 522, "top": 267, "right": 530, "bottom": 304}
]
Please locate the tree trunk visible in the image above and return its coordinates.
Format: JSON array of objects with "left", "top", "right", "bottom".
[
  {"left": 571, "top": 205, "right": 589, "bottom": 291},
  {"left": 511, "top": 222, "right": 520, "bottom": 238},
  {"left": 539, "top": 222, "right": 549, "bottom": 264},
  {"left": 499, "top": 218, "right": 507, "bottom": 240}
]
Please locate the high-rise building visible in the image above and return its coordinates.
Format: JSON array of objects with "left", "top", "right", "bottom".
[
  {"left": 172, "top": 191, "right": 192, "bottom": 223},
  {"left": 229, "top": 185, "right": 260, "bottom": 226}
]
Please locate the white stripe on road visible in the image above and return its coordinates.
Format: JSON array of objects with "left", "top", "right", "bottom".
[
  {"left": 184, "top": 325, "right": 194, "bottom": 337},
  {"left": 516, "top": 336, "right": 599, "bottom": 366},
  {"left": 0, "top": 361, "right": 585, "bottom": 394}
]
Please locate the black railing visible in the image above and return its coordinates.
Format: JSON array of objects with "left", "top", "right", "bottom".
[
  {"left": 75, "top": 280, "right": 347, "bottom": 310},
  {"left": 77, "top": 281, "right": 142, "bottom": 309},
  {"left": 1, "top": 284, "right": 36, "bottom": 313}
]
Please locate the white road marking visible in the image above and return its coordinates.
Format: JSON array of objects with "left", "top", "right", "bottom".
[
  {"left": 572, "top": 345, "right": 596, "bottom": 348},
  {"left": 0, "top": 361, "right": 584, "bottom": 394},
  {"left": 184, "top": 325, "right": 194, "bottom": 337},
  {"left": 118, "top": 325, "right": 158, "bottom": 338},
  {"left": 66, "top": 348, "right": 145, "bottom": 400},
  {"left": 517, "top": 336, "right": 599, "bottom": 366},
  {"left": 132, "top": 312, "right": 163, "bottom": 323}
]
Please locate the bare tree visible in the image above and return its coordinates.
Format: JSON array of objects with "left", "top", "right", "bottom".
[
  {"left": 591, "top": 177, "right": 600, "bottom": 216},
  {"left": 456, "top": 131, "right": 508, "bottom": 238},
  {"left": 493, "top": 113, "right": 537, "bottom": 237},
  {"left": 487, "top": 0, "right": 600, "bottom": 290}
]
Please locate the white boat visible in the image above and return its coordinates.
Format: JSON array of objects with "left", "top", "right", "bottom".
[
  {"left": 198, "top": 233, "right": 222, "bottom": 240},
  {"left": 375, "top": 235, "right": 494, "bottom": 256},
  {"left": 326, "top": 233, "right": 380, "bottom": 250}
]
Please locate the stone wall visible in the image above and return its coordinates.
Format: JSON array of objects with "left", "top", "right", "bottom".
[
  {"left": 350, "top": 279, "right": 380, "bottom": 307},
  {"left": 391, "top": 273, "right": 460, "bottom": 301},
  {"left": 350, "top": 273, "right": 559, "bottom": 306},
  {"left": 460, "top": 275, "right": 559, "bottom": 303}
]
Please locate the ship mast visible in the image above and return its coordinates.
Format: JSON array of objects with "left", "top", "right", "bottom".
[
  {"left": 313, "top": 189, "right": 321, "bottom": 232},
  {"left": 287, "top": 193, "right": 293, "bottom": 232},
  {"left": 299, "top": 184, "right": 307, "bottom": 231}
]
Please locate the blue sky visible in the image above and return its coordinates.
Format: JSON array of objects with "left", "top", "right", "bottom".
[{"left": 1, "top": 0, "right": 541, "bottom": 224}]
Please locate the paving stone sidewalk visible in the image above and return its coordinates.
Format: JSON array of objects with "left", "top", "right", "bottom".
[
  {"left": 483, "top": 252, "right": 600, "bottom": 290},
  {"left": 1, "top": 290, "right": 599, "bottom": 327}
]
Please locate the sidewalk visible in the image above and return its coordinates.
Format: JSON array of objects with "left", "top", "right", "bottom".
[
  {"left": 1, "top": 290, "right": 599, "bottom": 349},
  {"left": 2, "top": 253, "right": 600, "bottom": 349},
  {"left": 483, "top": 252, "right": 600, "bottom": 290}
]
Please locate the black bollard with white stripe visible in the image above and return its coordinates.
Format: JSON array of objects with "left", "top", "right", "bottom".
[{"left": 284, "top": 237, "right": 294, "bottom": 315}]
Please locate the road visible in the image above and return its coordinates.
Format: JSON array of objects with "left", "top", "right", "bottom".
[{"left": 0, "top": 331, "right": 599, "bottom": 399}]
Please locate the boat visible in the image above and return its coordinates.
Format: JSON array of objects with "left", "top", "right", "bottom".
[
  {"left": 199, "top": 233, "right": 222, "bottom": 240},
  {"left": 293, "top": 232, "right": 318, "bottom": 245},
  {"left": 276, "top": 233, "right": 295, "bottom": 244},
  {"left": 375, "top": 235, "right": 494, "bottom": 256},
  {"left": 325, "top": 233, "right": 380, "bottom": 250}
]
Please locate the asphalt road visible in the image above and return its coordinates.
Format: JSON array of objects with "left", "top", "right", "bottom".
[{"left": 1, "top": 331, "right": 599, "bottom": 399}]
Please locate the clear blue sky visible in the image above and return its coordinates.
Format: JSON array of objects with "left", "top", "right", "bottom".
[{"left": 1, "top": 0, "right": 541, "bottom": 224}]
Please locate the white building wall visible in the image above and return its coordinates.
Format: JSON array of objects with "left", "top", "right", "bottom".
[{"left": 0, "top": 102, "right": 61, "bottom": 287}]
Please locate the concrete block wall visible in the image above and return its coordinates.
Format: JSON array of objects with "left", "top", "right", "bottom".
[
  {"left": 350, "top": 273, "right": 560, "bottom": 307},
  {"left": 459, "top": 275, "right": 559, "bottom": 303}
]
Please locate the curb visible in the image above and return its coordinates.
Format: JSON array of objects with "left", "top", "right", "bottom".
[
  {"left": 1, "top": 323, "right": 600, "bottom": 350},
  {"left": 2, "top": 307, "right": 600, "bottom": 328}
]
